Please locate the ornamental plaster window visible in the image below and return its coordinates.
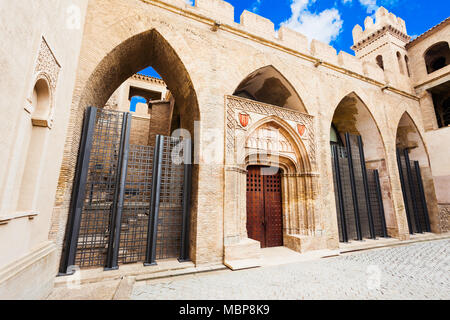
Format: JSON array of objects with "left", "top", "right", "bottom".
[{"left": 16, "top": 38, "right": 60, "bottom": 214}]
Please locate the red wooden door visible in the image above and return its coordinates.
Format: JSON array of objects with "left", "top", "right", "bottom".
[{"left": 246, "top": 166, "right": 283, "bottom": 248}]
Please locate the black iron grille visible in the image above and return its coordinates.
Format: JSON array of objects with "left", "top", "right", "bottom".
[
  {"left": 75, "top": 109, "right": 124, "bottom": 268},
  {"left": 155, "top": 136, "right": 185, "bottom": 260},
  {"left": 118, "top": 144, "right": 154, "bottom": 264}
]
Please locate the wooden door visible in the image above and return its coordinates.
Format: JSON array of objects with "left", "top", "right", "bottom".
[{"left": 246, "top": 166, "right": 283, "bottom": 248}]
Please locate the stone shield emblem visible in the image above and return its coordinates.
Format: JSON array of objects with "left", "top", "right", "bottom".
[
  {"left": 297, "top": 124, "right": 307, "bottom": 137},
  {"left": 239, "top": 113, "right": 250, "bottom": 128}
]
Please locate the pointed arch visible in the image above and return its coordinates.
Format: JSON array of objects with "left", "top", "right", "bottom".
[
  {"left": 395, "top": 111, "right": 431, "bottom": 167},
  {"left": 78, "top": 29, "right": 200, "bottom": 134},
  {"left": 395, "top": 111, "right": 439, "bottom": 234},
  {"left": 55, "top": 27, "right": 202, "bottom": 269},
  {"left": 233, "top": 65, "right": 308, "bottom": 114},
  {"left": 329, "top": 91, "right": 396, "bottom": 239},
  {"left": 244, "top": 115, "right": 312, "bottom": 174},
  {"left": 330, "top": 91, "right": 386, "bottom": 161}
]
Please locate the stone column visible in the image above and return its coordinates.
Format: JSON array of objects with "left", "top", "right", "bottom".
[{"left": 419, "top": 91, "right": 438, "bottom": 131}]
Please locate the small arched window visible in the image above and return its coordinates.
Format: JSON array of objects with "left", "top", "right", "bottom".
[
  {"left": 31, "top": 78, "right": 51, "bottom": 126},
  {"left": 424, "top": 42, "right": 450, "bottom": 74},
  {"left": 130, "top": 95, "right": 147, "bottom": 112},
  {"left": 397, "top": 52, "right": 404, "bottom": 74},
  {"left": 404, "top": 55, "right": 411, "bottom": 77},
  {"left": 376, "top": 55, "right": 384, "bottom": 70}
]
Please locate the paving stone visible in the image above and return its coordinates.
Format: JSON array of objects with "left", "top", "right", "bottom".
[{"left": 131, "top": 240, "right": 450, "bottom": 300}]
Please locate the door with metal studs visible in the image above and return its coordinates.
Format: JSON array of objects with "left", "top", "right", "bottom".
[{"left": 246, "top": 166, "right": 283, "bottom": 248}]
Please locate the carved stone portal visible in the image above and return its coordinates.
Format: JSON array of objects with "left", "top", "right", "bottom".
[{"left": 223, "top": 95, "right": 324, "bottom": 270}]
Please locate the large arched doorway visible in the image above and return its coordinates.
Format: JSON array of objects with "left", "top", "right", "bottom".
[
  {"left": 58, "top": 29, "right": 200, "bottom": 274},
  {"left": 395, "top": 112, "right": 436, "bottom": 234},
  {"left": 330, "top": 93, "right": 390, "bottom": 242}
]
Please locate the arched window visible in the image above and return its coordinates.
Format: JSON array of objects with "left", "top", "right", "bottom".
[
  {"left": 404, "top": 55, "right": 411, "bottom": 77},
  {"left": 129, "top": 95, "right": 147, "bottom": 112},
  {"left": 376, "top": 55, "right": 384, "bottom": 70},
  {"left": 397, "top": 52, "right": 404, "bottom": 74},
  {"left": 424, "top": 42, "right": 450, "bottom": 74},
  {"left": 31, "top": 78, "right": 51, "bottom": 126}
]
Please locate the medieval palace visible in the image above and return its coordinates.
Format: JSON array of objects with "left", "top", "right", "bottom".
[{"left": 0, "top": 0, "right": 449, "bottom": 299}]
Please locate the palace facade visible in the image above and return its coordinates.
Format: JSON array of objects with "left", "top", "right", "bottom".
[{"left": 0, "top": 0, "right": 449, "bottom": 299}]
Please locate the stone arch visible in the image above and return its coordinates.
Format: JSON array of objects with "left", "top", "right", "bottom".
[
  {"left": 78, "top": 29, "right": 200, "bottom": 134},
  {"left": 395, "top": 112, "right": 431, "bottom": 168},
  {"left": 329, "top": 91, "right": 396, "bottom": 237},
  {"left": 330, "top": 92, "right": 386, "bottom": 161},
  {"left": 54, "top": 27, "right": 201, "bottom": 265},
  {"left": 243, "top": 116, "right": 312, "bottom": 174},
  {"left": 233, "top": 65, "right": 308, "bottom": 114},
  {"left": 241, "top": 116, "right": 318, "bottom": 248},
  {"left": 395, "top": 111, "right": 440, "bottom": 233}
]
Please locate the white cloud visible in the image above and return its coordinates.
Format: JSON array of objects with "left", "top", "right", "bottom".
[
  {"left": 251, "top": 0, "right": 262, "bottom": 13},
  {"left": 185, "top": 0, "right": 193, "bottom": 6},
  {"left": 359, "top": 0, "right": 379, "bottom": 13},
  {"left": 281, "top": 0, "right": 344, "bottom": 44},
  {"left": 341, "top": 0, "right": 381, "bottom": 13}
]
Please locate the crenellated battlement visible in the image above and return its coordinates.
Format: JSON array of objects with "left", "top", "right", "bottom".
[
  {"left": 152, "top": 0, "right": 400, "bottom": 85},
  {"left": 352, "top": 7, "right": 410, "bottom": 49},
  {"left": 191, "top": 0, "right": 235, "bottom": 25}
]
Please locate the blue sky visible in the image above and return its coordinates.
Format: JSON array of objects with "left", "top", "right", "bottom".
[{"left": 139, "top": 0, "right": 449, "bottom": 80}]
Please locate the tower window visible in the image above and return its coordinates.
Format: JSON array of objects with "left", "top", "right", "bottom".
[
  {"left": 404, "top": 55, "right": 411, "bottom": 77},
  {"left": 376, "top": 55, "right": 384, "bottom": 70},
  {"left": 397, "top": 52, "right": 405, "bottom": 74}
]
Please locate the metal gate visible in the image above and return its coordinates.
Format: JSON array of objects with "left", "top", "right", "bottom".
[
  {"left": 331, "top": 133, "right": 388, "bottom": 242},
  {"left": 396, "top": 149, "right": 431, "bottom": 234},
  {"left": 59, "top": 107, "right": 192, "bottom": 274}
]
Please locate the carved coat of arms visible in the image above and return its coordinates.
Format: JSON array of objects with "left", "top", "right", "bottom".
[
  {"left": 239, "top": 113, "right": 250, "bottom": 128},
  {"left": 297, "top": 124, "right": 307, "bottom": 137}
]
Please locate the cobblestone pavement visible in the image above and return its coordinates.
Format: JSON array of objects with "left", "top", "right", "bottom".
[{"left": 131, "top": 239, "right": 450, "bottom": 300}]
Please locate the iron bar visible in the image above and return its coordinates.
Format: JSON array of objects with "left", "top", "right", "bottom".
[
  {"left": 357, "top": 136, "right": 376, "bottom": 239},
  {"left": 403, "top": 149, "right": 422, "bottom": 233},
  {"left": 345, "top": 133, "right": 362, "bottom": 241},
  {"left": 374, "top": 170, "right": 388, "bottom": 238},
  {"left": 179, "top": 139, "right": 193, "bottom": 262},
  {"left": 414, "top": 161, "right": 431, "bottom": 232},
  {"left": 58, "top": 107, "right": 97, "bottom": 275},
  {"left": 105, "top": 112, "right": 132, "bottom": 270},
  {"left": 145, "top": 135, "right": 164, "bottom": 266},
  {"left": 396, "top": 149, "right": 414, "bottom": 234},
  {"left": 332, "top": 145, "right": 348, "bottom": 243}
]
